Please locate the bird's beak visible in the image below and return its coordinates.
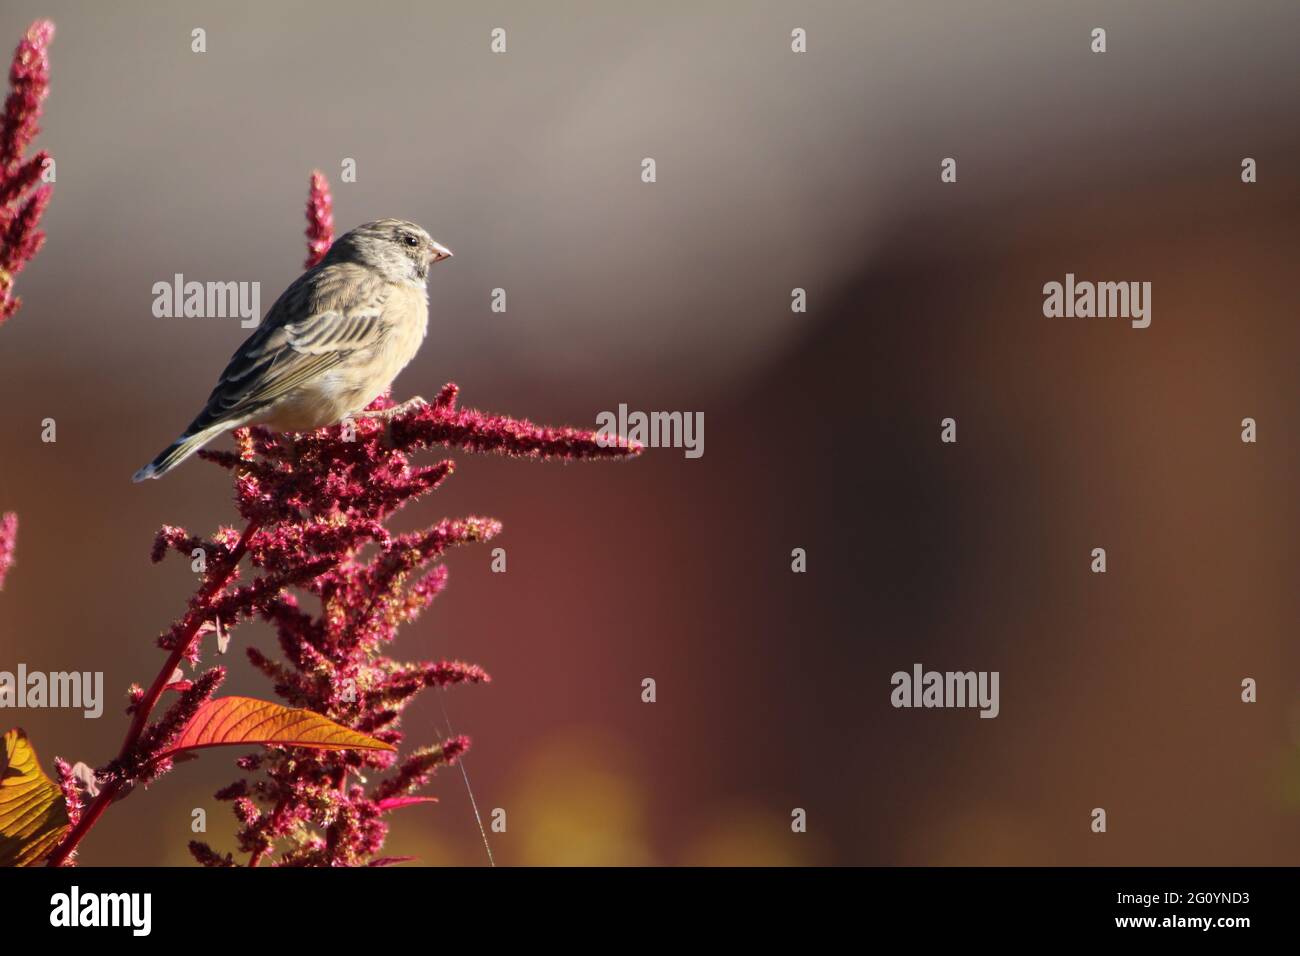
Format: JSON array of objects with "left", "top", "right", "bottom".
[{"left": 430, "top": 242, "right": 453, "bottom": 263}]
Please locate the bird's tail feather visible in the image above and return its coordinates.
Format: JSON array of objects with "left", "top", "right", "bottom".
[{"left": 132, "top": 423, "right": 227, "bottom": 482}]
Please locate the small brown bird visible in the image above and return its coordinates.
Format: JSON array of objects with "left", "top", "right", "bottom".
[{"left": 133, "top": 219, "right": 452, "bottom": 481}]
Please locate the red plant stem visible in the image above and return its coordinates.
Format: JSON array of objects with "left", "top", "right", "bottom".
[
  {"left": 118, "top": 520, "right": 260, "bottom": 759},
  {"left": 46, "top": 519, "right": 262, "bottom": 866},
  {"left": 47, "top": 777, "right": 120, "bottom": 865}
]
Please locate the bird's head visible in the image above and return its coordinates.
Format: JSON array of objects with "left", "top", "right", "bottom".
[{"left": 325, "top": 219, "right": 452, "bottom": 284}]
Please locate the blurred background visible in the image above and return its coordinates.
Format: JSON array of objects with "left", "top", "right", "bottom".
[{"left": 0, "top": 0, "right": 1297, "bottom": 865}]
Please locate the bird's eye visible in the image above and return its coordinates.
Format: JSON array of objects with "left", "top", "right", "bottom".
[{"left": 403, "top": 235, "right": 419, "bottom": 247}]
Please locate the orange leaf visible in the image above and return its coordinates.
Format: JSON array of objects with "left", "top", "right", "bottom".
[
  {"left": 156, "top": 696, "right": 394, "bottom": 759},
  {"left": 0, "top": 728, "right": 70, "bottom": 867}
]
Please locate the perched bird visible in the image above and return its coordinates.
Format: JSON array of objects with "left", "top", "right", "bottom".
[{"left": 133, "top": 219, "right": 452, "bottom": 481}]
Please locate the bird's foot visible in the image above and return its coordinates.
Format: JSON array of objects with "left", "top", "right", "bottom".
[
  {"left": 353, "top": 395, "right": 428, "bottom": 423},
  {"left": 353, "top": 396, "right": 428, "bottom": 449},
  {"left": 386, "top": 396, "right": 429, "bottom": 419}
]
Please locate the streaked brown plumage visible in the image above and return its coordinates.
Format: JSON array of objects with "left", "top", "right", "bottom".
[{"left": 133, "top": 219, "right": 452, "bottom": 481}]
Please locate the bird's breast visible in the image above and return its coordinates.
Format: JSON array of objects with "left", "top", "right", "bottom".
[{"left": 381, "top": 289, "right": 428, "bottom": 374}]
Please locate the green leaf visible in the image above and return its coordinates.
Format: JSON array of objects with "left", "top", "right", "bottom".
[{"left": 1, "top": 728, "right": 71, "bottom": 867}]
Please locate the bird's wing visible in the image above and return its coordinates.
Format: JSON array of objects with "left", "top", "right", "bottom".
[{"left": 184, "top": 265, "right": 394, "bottom": 432}]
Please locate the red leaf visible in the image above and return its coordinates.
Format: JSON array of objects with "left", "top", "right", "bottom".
[{"left": 156, "top": 697, "right": 395, "bottom": 760}]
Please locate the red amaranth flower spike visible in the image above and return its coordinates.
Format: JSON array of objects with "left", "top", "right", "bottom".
[
  {"left": 0, "top": 511, "right": 15, "bottom": 590},
  {"left": 52, "top": 758, "right": 82, "bottom": 830},
  {"left": 0, "top": 19, "right": 54, "bottom": 327},
  {"left": 304, "top": 169, "right": 333, "bottom": 269},
  {"left": 391, "top": 399, "right": 643, "bottom": 461},
  {"left": 0, "top": 20, "right": 52, "bottom": 167},
  {"left": 41, "top": 169, "right": 640, "bottom": 868}
]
